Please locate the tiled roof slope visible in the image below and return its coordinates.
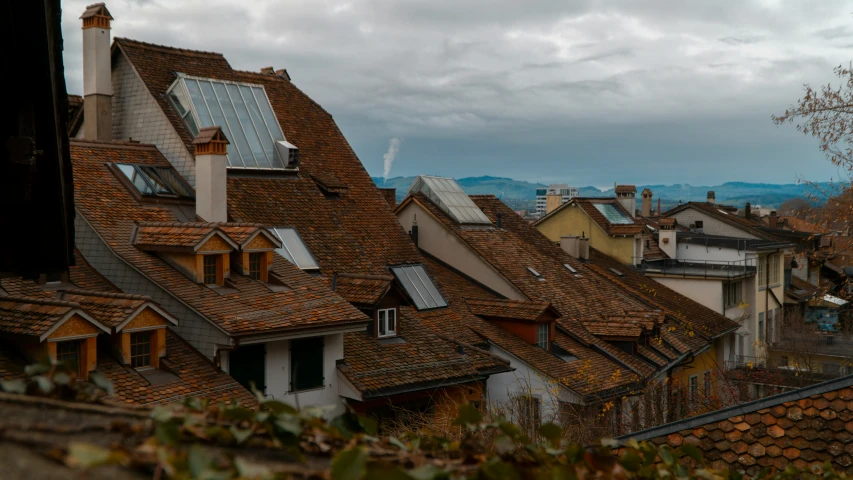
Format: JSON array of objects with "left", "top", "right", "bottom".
[
  {"left": 56, "top": 290, "right": 158, "bottom": 329},
  {"left": 0, "top": 297, "right": 87, "bottom": 337},
  {"left": 464, "top": 298, "right": 555, "bottom": 322},
  {"left": 70, "top": 140, "right": 367, "bottom": 336},
  {"left": 621, "top": 375, "right": 853, "bottom": 475},
  {"left": 535, "top": 197, "right": 644, "bottom": 236},
  {"left": 587, "top": 249, "right": 740, "bottom": 342},
  {"left": 332, "top": 274, "right": 393, "bottom": 307},
  {"left": 109, "top": 39, "right": 512, "bottom": 395},
  {"left": 114, "top": 37, "right": 422, "bottom": 275},
  {"left": 423, "top": 257, "right": 642, "bottom": 398}
]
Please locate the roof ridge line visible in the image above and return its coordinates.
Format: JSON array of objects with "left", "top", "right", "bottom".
[
  {"left": 0, "top": 296, "right": 81, "bottom": 309},
  {"left": 114, "top": 37, "right": 224, "bottom": 57},
  {"left": 70, "top": 138, "right": 158, "bottom": 149},
  {"left": 59, "top": 288, "right": 152, "bottom": 302}
]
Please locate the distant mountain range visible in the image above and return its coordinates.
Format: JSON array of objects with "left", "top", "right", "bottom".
[{"left": 372, "top": 176, "right": 821, "bottom": 210}]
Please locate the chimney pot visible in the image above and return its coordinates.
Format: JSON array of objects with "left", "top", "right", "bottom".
[
  {"left": 707, "top": 191, "right": 715, "bottom": 204},
  {"left": 193, "top": 127, "right": 230, "bottom": 223},
  {"left": 745, "top": 202, "right": 752, "bottom": 219},
  {"left": 769, "top": 210, "right": 778, "bottom": 229},
  {"left": 81, "top": 2, "right": 113, "bottom": 141},
  {"left": 496, "top": 212, "right": 503, "bottom": 229}
]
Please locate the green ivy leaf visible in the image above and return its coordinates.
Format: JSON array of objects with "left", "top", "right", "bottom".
[
  {"left": 493, "top": 435, "right": 515, "bottom": 455},
  {"left": 188, "top": 444, "right": 212, "bottom": 478},
  {"left": 223, "top": 406, "right": 255, "bottom": 422},
  {"left": 480, "top": 458, "right": 521, "bottom": 480},
  {"left": 230, "top": 425, "right": 253, "bottom": 444},
  {"left": 89, "top": 371, "right": 114, "bottom": 395},
  {"left": 0, "top": 378, "right": 26, "bottom": 394},
  {"left": 262, "top": 400, "right": 298, "bottom": 415},
  {"left": 564, "top": 444, "right": 583, "bottom": 463},
  {"left": 274, "top": 414, "right": 302, "bottom": 437},
  {"left": 452, "top": 403, "right": 482, "bottom": 426},
  {"left": 600, "top": 437, "right": 619, "bottom": 449},
  {"left": 619, "top": 450, "right": 644, "bottom": 472},
  {"left": 364, "top": 464, "right": 413, "bottom": 480},
  {"left": 66, "top": 443, "right": 113, "bottom": 469},
  {"left": 538, "top": 423, "right": 562, "bottom": 445},
  {"left": 34, "top": 375, "right": 53, "bottom": 394},
  {"left": 678, "top": 444, "right": 704, "bottom": 465},
  {"left": 357, "top": 415, "right": 378, "bottom": 436},
  {"left": 331, "top": 446, "right": 368, "bottom": 480}
]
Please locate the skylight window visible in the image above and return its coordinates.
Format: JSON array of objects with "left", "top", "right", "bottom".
[
  {"left": 527, "top": 267, "right": 545, "bottom": 281},
  {"left": 269, "top": 228, "right": 319, "bottom": 270},
  {"left": 563, "top": 264, "right": 577, "bottom": 274},
  {"left": 609, "top": 268, "right": 624, "bottom": 277},
  {"left": 390, "top": 265, "right": 448, "bottom": 310},
  {"left": 167, "top": 75, "right": 291, "bottom": 170},
  {"left": 116, "top": 164, "right": 194, "bottom": 199},
  {"left": 593, "top": 203, "right": 634, "bottom": 224}
]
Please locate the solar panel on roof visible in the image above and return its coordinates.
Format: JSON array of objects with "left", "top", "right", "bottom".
[
  {"left": 593, "top": 203, "right": 634, "bottom": 224},
  {"left": 390, "top": 265, "right": 448, "bottom": 310},
  {"left": 407, "top": 176, "right": 492, "bottom": 225}
]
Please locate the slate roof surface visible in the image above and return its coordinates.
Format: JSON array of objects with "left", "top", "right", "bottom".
[
  {"left": 110, "top": 38, "right": 508, "bottom": 395},
  {"left": 332, "top": 274, "right": 393, "bottom": 307},
  {"left": 70, "top": 140, "right": 367, "bottom": 336},
  {"left": 622, "top": 375, "right": 853, "bottom": 475},
  {"left": 534, "top": 197, "right": 645, "bottom": 236}
]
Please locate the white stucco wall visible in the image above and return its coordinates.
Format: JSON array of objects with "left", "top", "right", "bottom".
[
  {"left": 486, "top": 343, "right": 581, "bottom": 425},
  {"left": 652, "top": 277, "right": 724, "bottom": 314},
  {"left": 670, "top": 209, "right": 760, "bottom": 239},
  {"left": 675, "top": 243, "right": 757, "bottom": 265},
  {"left": 263, "top": 334, "right": 346, "bottom": 417}
]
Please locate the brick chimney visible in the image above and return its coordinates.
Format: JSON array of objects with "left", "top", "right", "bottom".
[
  {"left": 641, "top": 188, "right": 653, "bottom": 217},
  {"left": 80, "top": 3, "right": 113, "bottom": 141},
  {"left": 744, "top": 202, "right": 752, "bottom": 220},
  {"left": 379, "top": 188, "right": 396, "bottom": 209},
  {"left": 707, "top": 191, "right": 715, "bottom": 204},
  {"left": 769, "top": 210, "right": 778, "bottom": 229},
  {"left": 193, "top": 127, "right": 229, "bottom": 222}
]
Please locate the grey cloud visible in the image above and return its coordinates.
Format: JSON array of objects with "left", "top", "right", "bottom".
[{"left": 60, "top": 0, "right": 850, "bottom": 185}]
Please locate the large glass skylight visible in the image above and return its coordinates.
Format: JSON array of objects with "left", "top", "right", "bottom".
[
  {"left": 390, "top": 265, "right": 448, "bottom": 310},
  {"left": 168, "top": 75, "right": 289, "bottom": 169},
  {"left": 269, "top": 228, "right": 319, "bottom": 270},
  {"left": 407, "top": 176, "right": 491, "bottom": 225},
  {"left": 116, "top": 164, "right": 194, "bottom": 199},
  {"left": 594, "top": 203, "right": 634, "bottom": 224}
]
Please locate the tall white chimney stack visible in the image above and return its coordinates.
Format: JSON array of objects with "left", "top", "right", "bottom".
[
  {"left": 80, "top": 3, "right": 113, "bottom": 141},
  {"left": 193, "top": 127, "right": 230, "bottom": 223}
]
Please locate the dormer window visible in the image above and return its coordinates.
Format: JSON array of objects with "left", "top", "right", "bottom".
[
  {"left": 56, "top": 340, "right": 81, "bottom": 367},
  {"left": 203, "top": 255, "right": 220, "bottom": 286},
  {"left": 537, "top": 323, "right": 549, "bottom": 349},
  {"left": 248, "top": 253, "right": 263, "bottom": 280},
  {"left": 130, "top": 332, "right": 152, "bottom": 368},
  {"left": 378, "top": 308, "right": 397, "bottom": 338},
  {"left": 114, "top": 163, "right": 194, "bottom": 200}
]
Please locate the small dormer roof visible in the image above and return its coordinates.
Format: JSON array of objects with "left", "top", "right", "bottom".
[
  {"left": 80, "top": 3, "right": 113, "bottom": 20},
  {"left": 132, "top": 222, "right": 239, "bottom": 253}
]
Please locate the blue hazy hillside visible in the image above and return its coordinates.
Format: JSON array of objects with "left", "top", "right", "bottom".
[{"left": 372, "top": 176, "right": 818, "bottom": 209}]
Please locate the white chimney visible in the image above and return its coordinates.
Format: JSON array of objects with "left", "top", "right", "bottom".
[
  {"left": 80, "top": 3, "right": 113, "bottom": 141},
  {"left": 193, "top": 127, "right": 229, "bottom": 222},
  {"left": 615, "top": 185, "right": 637, "bottom": 217},
  {"left": 707, "top": 191, "right": 716, "bottom": 204},
  {"left": 658, "top": 219, "right": 677, "bottom": 259},
  {"left": 578, "top": 237, "right": 590, "bottom": 261}
]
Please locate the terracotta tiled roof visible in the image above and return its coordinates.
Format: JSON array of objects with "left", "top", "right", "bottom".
[
  {"left": 658, "top": 218, "right": 676, "bottom": 227},
  {"left": 219, "top": 225, "right": 279, "bottom": 248},
  {"left": 192, "top": 126, "right": 229, "bottom": 145},
  {"left": 0, "top": 297, "right": 86, "bottom": 337},
  {"left": 332, "top": 274, "right": 393, "bottom": 307},
  {"left": 70, "top": 141, "right": 367, "bottom": 336},
  {"left": 535, "top": 197, "right": 645, "bottom": 236},
  {"left": 623, "top": 375, "right": 853, "bottom": 475},
  {"left": 101, "top": 330, "right": 256, "bottom": 407},
  {"left": 614, "top": 185, "right": 636, "bottom": 194},
  {"left": 465, "top": 298, "right": 554, "bottom": 322},
  {"left": 111, "top": 39, "right": 501, "bottom": 396},
  {"left": 587, "top": 249, "right": 740, "bottom": 343},
  {"left": 0, "top": 348, "right": 27, "bottom": 381},
  {"left": 56, "top": 290, "right": 169, "bottom": 329}
]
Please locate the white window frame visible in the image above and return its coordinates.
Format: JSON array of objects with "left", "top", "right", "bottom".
[
  {"left": 378, "top": 308, "right": 397, "bottom": 338},
  {"left": 537, "top": 323, "right": 549, "bottom": 349}
]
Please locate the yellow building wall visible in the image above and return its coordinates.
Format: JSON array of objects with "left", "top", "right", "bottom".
[
  {"left": 671, "top": 344, "right": 721, "bottom": 413},
  {"left": 535, "top": 206, "right": 635, "bottom": 265}
]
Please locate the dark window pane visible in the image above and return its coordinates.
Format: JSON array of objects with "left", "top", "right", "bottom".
[
  {"left": 56, "top": 340, "right": 80, "bottom": 369},
  {"left": 130, "top": 332, "right": 152, "bottom": 368},
  {"left": 143, "top": 166, "right": 194, "bottom": 198},
  {"left": 116, "top": 164, "right": 155, "bottom": 195},
  {"left": 291, "top": 337, "right": 323, "bottom": 391},
  {"left": 204, "top": 255, "right": 219, "bottom": 285},
  {"left": 249, "top": 253, "right": 262, "bottom": 280}
]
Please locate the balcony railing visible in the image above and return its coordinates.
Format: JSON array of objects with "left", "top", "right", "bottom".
[
  {"left": 725, "top": 354, "right": 850, "bottom": 385},
  {"left": 642, "top": 258, "right": 757, "bottom": 279}
]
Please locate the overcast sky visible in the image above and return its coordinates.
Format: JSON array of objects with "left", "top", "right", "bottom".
[{"left": 62, "top": 0, "right": 853, "bottom": 187}]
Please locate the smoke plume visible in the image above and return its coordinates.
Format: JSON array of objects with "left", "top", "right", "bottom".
[{"left": 383, "top": 137, "right": 402, "bottom": 184}]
